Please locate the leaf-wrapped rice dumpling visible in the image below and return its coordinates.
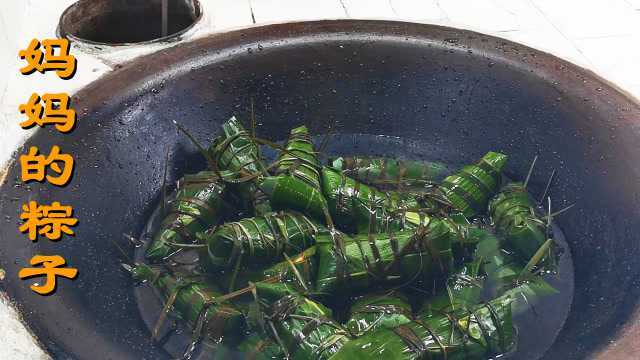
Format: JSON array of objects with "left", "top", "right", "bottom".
[
  {"left": 329, "top": 156, "right": 451, "bottom": 188},
  {"left": 211, "top": 116, "right": 271, "bottom": 216},
  {"left": 314, "top": 217, "right": 454, "bottom": 296},
  {"left": 199, "top": 211, "right": 326, "bottom": 270},
  {"left": 489, "top": 182, "right": 548, "bottom": 261},
  {"left": 440, "top": 152, "right": 508, "bottom": 218},
  {"left": 331, "top": 294, "right": 516, "bottom": 360},
  {"left": 146, "top": 171, "right": 230, "bottom": 261},
  {"left": 259, "top": 125, "right": 328, "bottom": 223},
  {"left": 254, "top": 282, "right": 351, "bottom": 359},
  {"left": 211, "top": 116, "right": 267, "bottom": 177},
  {"left": 219, "top": 246, "right": 319, "bottom": 294},
  {"left": 321, "top": 166, "right": 421, "bottom": 233},
  {"left": 127, "top": 263, "right": 246, "bottom": 344}
]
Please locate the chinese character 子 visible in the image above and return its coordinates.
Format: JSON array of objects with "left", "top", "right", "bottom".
[
  {"left": 18, "top": 255, "right": 78, "bottom": 295},
  {"left": 19, "top": 93, "right": 76, "bottom": 133},
  {"left": 20, "top": 146, "right": 74, "bottom": 186},
  {"left": 19, "top": 201, "right": 78, "bottom": 241},
  {"left": 19, "top": 38, "right": 76, "bottom": 79}
]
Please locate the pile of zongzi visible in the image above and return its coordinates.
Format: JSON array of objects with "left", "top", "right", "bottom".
[{"left": 124, "top": 117, "right": 567, "bottom": 359}]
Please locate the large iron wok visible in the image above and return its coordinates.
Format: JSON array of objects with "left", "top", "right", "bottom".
[{"left": 1, "top": 20, "right": 639, "bottom": 359}]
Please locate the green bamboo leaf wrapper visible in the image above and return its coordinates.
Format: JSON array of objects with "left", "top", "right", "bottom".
[
  {"left": 321, "top": 166, "right": 420, "bottom": 233},
  {"left": 262, "top": 246, "right": 318, "bottom": 289},
  {"left": 218, "top": 246, "right": 319, "bottom": 293},
  {"left": 260, "top": 125, "right": 328, "bottom": 222},
  {"left": 314, "top": 217, "right": 453, "bottom": 296},
  {"left": 419, "top": 259, "right": 485, "bottom": 317},
  {"left": 483, "top": 250, "right": 559, "bottom": 303},
  {"left": 489, "top": 182, "right": 547, "bottom": 261},
  {"left": 260, "top": 175, "right": 328, "bottom": 224},
  {"left": 146, "top": 171, "right": 229, "bottom": 261},
  {"left": 255, "top": 282, "right": 351, "bottom": 359},
  {"left": 237, "top": 334, "right": 286, "bottom": 360},
  {"left": 345, "top": 292, "right": 413, "bottom": 336},
  {"left": 276, "top": 125, "right": 322, "bottom": 188},
  {"left": 331, "top": 295, "right": 515, "bottom": 360},
  {"left": 211, "top": 116, "right": 271, "bottom": 216},
  {"left": 211, "top": 116, "right": 267, "bottom": 176},
  {"left": 330, "top": 156, "right": 450, "bottom": 187},
  {"left": 440, "top": 151, "right": 508, "bottom": 218},
  {"left": 130, "top": 264, "right": 245, "bottom": 343},
  {"left": 199, "top": 211, "right": 326, "bottom": 270}
]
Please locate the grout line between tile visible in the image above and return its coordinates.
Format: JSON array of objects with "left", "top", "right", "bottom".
[
  {"left": 249, "top": 0, "right": 257, "bottom": 24},
  {"left": 433, "top": 1, "right": 452, "bottom": 24},
  {"left": 338, "top": 0, "right": 350, "bottom": 18},
  {"left": 388, "top": 0, "right": 398, "bottom": 16},
  {"left": 528, "top": 0, "right": 593, "bottom": 67}
]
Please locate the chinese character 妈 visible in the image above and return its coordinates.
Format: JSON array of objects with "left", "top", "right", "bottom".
[
  {"left": 19, "top": 93, "right": 76, "bottom": 133},
  {"left": 19, "top": 39, "right": 76, "bottom": 79}
]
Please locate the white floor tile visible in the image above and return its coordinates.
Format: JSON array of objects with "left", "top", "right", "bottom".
[
  {"left": 0, "top": 15, "right": 11, "bottom": 102},
  {"left": 500, "top": 25, "right": 591, "bottom": 68},
  {"left": 492, "top": 0, "right": 552, "bottom": 31},
  {"left": 438, "top": 0, "right": 520, "bottom": 33},
  {"left": 341, "top": 0, "right": 394, "bottom": 19},
  {"left": 249, "top": 0, "right": 347, "bottom": 23},
  {"left": 10, "top": 1, "right": 76, "bottom": 54},
  {"left": 0, "top": 0, "right": 28, "bottom": 56},
  {"left": 389, "top": 0, "right": 447, "bottom": 21},
  {"left": 531, "top": 0, "right": 637, "bottom": 39},
  {"left": 624, "top": 83, "right": 640, "bottom": 100},
  {"left": 574, "top": 35, "right": 640, "bottom": 89},
  {"left": 206, "top": 0, "right": 255, "bottom": 30}
]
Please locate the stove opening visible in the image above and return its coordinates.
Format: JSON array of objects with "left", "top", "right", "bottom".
[{"left": 58, "top": 0, "right": 202, "bottom": 45}]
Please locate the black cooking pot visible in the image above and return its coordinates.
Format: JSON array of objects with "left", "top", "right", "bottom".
[{"left": 1, "top": 20, "right": 639, "bottom": 359}]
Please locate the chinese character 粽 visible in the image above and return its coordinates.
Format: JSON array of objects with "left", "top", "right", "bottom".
[{"left": 19, "top": 201, "right": 78, "bottom": 241}]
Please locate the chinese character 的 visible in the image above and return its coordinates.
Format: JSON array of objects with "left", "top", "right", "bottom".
[{"left": 19, "top": 146, "right": 74, "bottom": 186}]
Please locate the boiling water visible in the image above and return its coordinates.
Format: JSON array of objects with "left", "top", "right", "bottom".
[{"left": 133, "top": 133, "right": 574, "bottom": 359}]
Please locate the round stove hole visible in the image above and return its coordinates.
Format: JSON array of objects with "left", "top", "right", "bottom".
[{"left": 58, "top": 0, "right": 202, "bottom": 45}]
